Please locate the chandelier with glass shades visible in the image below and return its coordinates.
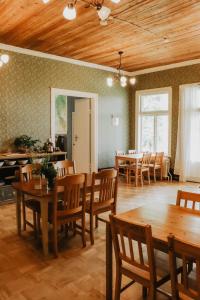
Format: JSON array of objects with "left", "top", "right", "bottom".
[
  {"left": 42, "top": 0, "right": 120, "bottom": 25},
  {"left": 0, "top": 53, "right": 9, "bottom": 68},
  {"left": 107, "top": 51, "right": 136, "bottom": 88}
]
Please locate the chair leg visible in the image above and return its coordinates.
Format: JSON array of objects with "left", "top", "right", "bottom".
[
  {"left": 148, "top": 287, "right": 156, "bottom": 300},
  {"left": 153, "top": 169, "right": 156, "bottom": 183},
  {"left": 73, "top": 221, "right": 76, "bottom": 236},
  {"left": 53, "top": 223, "right": 58, "bottom": 257},
  {"left": 33, "top": 211, "right": 37, "bottom": 238},
  {"left": 81, "top": 216, "right": 86, "bottom": 248},
  {"left": 90, "top": 213, "right": 94, "bottom": 245},
  {"left": 114, "top": 268, "right": 122, "bottom": 300},
  {"left": 148, "top": 170, "right": 150, "bottom": 185},
  {"left": 36, "top": 213, "right": 41, "bottom": 234},
  {"left": 126, "top": 168, "right": 129, "bottom": 183},
  {"left": 160, "top": 168, "right": 163, "bottom": 181},
  {"left": 95, "top": 215, "right": 98, "bottom": 228},
  {"left": 141, "top": 172, "right": 143, "bottom": 187},
  {"left": 142, "top": 286, "right": 148, "bottom": 299},
  {"left": 22, "top": 200, "right": 26, "bottom": 231}
]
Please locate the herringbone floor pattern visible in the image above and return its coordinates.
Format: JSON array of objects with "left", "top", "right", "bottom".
[{"left": 0, "top": 180, "right": 198, "bottom": 300}]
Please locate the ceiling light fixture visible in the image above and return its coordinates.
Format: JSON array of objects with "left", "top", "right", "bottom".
[
  {"left": 106, "top": 51, "right": 136, "bottom": 88},
  {"left": 0, "top": 54, "right": 9, "bottom": 67},
  {"left": 41, "top": 0, "right": 120, "bottom": 25},
  {"left": 63, "top": 2, "right": 77, "bottom": 20}
]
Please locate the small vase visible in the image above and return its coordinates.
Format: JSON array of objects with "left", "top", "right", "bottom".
[{"left": 47, "top": 177, "right": 55, "bottom": 190}]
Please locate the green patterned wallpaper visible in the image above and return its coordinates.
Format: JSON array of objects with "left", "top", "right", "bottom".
[
  {"left": 130, "top": 63, "right": 200, "bottom": 167},
  {"left": 0, "top": 51, "right": 129, "bottom": 168}
]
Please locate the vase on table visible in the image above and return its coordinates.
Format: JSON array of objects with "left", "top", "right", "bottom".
[{"left": 46, "top": 176, "right": 55, "bottom": 190}]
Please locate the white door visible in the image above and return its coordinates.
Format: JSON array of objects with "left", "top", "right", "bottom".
[{"left": 72, "top": 99, "right": 91, "bottom": 173}]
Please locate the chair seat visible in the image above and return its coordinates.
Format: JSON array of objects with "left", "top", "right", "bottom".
[
  {"left": 122, "top": 250, "right": 179, "bottom": 282},
  {"left": 25, "top": 199, "right": 40, "bottom": 213},
  {"left": 128, "top": 166, "right": 149, "bottom": 172},
  {"left": 149, "top": 164, "right": 161, "bottom": 169},
  {"left": 85, "top": 199, "right": 113, "bottom": 213}
]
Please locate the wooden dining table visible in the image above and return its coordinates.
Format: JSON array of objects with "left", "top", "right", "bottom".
[
  {"left": 13, "top": 177, "right": 94, "bottom": 257},
  {"left": 115, "top": 153, "right": 143, "bottom": 186},
  {"left": 106, "top": 202, "right": 200, "bottom": 300}
]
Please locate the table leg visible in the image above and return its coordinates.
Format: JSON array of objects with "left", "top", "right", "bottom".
[
  {"left": 106, "top": 222, "right": 113, "bottom": 300},
  {"left": 135, "top": 159, "right": 138, "bottom": 187},
  {"left": 16, "top": 190, "right": 22, "bottom": 235},
  {"left": 115, "top": 156, "right": 118, "bottom": 169},
  {"left": 40, "top": 198, "right": 49, "bottom": 257}
]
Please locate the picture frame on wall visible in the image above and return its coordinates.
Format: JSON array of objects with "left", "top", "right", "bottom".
[
  {"left": 51, "top": 88, "right": 68, "bottom": 144},
  {"left": 55, "top": 94, "right": 67, "bottom": 134}
]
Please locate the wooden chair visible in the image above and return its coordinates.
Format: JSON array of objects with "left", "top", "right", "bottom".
[
  {"left": 86, "top": 169, "right": 118, "bottom": 245},
  {"left": 115, "top": 150, "right": 129, "bottom": 181},
  {"left": 168, "top": 234, "right": 200, "bottom": 300},
  {"left": 51, "top": 173, "right": 87, "bottom": 257},
  {"left": 149, "top": 152, "right": 164, "bottom": 182},
  {"left": 128, "top": 152, "right": 151, "bottom": 186},
  {"left": 20, "top": 164, "right": 40, "bottom": 234},
  {"left": 110, "top": 215, "right": 171, "bottom": 300},
  {"left": 176, "top": 190, "right": 200, "bottom": 210},
  {"left": 128, "top": 149, "right": 136, "bottom": 154},
  {"left": 54, "top": 160, "right": 76, "bottom": 177}
]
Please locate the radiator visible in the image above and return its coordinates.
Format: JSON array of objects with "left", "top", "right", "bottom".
[{"left": 163, "top": 157, "right": 172, "bottom": 181}]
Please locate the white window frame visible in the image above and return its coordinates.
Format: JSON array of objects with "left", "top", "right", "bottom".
[{"left": 135, "top": 87, "right": 172, "bottom": 156}]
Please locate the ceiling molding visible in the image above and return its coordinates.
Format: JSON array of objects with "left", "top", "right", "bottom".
[
  {"left": 130, "top": 59, "right": 200, "bottom": 76},
  {"left": 1, "top": 43, "right": 200, "bottom": 77},
  {"left": 0, "top": 43, "right": 130, "bottom": 76}
]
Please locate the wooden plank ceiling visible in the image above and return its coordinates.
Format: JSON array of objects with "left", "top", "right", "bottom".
[{"left": 0, "top": 0, "right": 200, "bottom": 71}]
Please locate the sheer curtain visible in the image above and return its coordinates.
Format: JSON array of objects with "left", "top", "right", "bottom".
[{"left": 175, "top": 85, "right": 200, "bottom": 182}]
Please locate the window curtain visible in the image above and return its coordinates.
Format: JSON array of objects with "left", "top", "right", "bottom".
[{"left": 174, "top": 85, "right": 200, "bottom": 182}]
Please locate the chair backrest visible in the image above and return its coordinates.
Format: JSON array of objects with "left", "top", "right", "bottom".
[
  {"left": 168, "top": 234, "right": 200, "bottom": 299},
  {"left": 20, "top": 164, "right": 33, "bottom": 182},
  {"left": 176, "top": 190, "right": 200, "bottom": 210},
  {"left": 141, "top": 153, "right": 151, "bottom": 166},
  {"left": 53, "top": 173, "right": 87, "bottom": 224},
  {"left": 91, "top": 169, "right": 118, "bottom": 212},
  {"left": 116, "top": 150, "right": 125, "bottom": 156},
  {"left": 54, "top": 160, "right": 76, "bottom": 177},
  {"left": 110, "top": 215, "right": 157, "bottom": 284},
  {"left": 128, "top": 149, "right": 136, "bottom": 154},
  {"left": 154, "top": 152, "right": 164, "bottom": 165}
]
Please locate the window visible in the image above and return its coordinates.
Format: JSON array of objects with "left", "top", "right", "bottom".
[{"left": 135, "top": 88, "right": 172, "bottom": 155}]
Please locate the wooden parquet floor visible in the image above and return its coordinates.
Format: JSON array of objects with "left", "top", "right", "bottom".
[{"left": 0, "top": 180, "right": 198, "bottom": 300}]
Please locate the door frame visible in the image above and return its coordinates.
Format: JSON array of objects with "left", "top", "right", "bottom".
[{"left": 51, "top": 88, "right": 98, "bottom": 172}]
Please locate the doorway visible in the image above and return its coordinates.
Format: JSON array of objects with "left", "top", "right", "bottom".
[{"left": 51, "top": 88, "right": 98, "bottom": 173}]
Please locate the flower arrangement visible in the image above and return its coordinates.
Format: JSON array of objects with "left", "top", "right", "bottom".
[{"left": 40, "top": 157, "right": 57, "bottom": 189}]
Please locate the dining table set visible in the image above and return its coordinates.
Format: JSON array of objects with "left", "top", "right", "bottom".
[{"left": 12, "top": 160, "right": 200, "bottom": 300}]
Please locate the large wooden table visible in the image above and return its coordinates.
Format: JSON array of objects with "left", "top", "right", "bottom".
[
  {"left": 115, "top": 153, "right": 143, "bottom": 186},
  {"left": 106, "top": 203, "right": 200, "bottom": 300},
  {"left": 13, "top": 178, "right": 93, "bottom": 257}
]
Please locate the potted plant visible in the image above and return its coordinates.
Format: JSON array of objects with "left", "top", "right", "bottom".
[
  {"left": 40, "top": 158, "right": 57, "bottom": 189},
  {"left": 14, "top": 135, "right": 40, "bottom": 153}
]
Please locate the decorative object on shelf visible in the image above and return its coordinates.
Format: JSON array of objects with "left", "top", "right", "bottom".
[
  {"left": 41, "top": 0, "right": 120, "bottom": 25},
  {"left": 14, "top": 135, "right": 40, "bottom": 153},
  {"left": 18, "top": 160, "right": 28, "bottom": 165},
  {"left": 106, "top": 51, "right": 136, "bottom": 87},
  {"left": 4, "top": 160, "right": 16, "bottom": 166},
  {"left": 43, "top": 138, "right": 54, "bottom": 153},
  {"left": 0, "top": 53, "right": 9, "bottom": 68},
  {"left": 40, "top": 158, "right": 57, "bottom": 190}
]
